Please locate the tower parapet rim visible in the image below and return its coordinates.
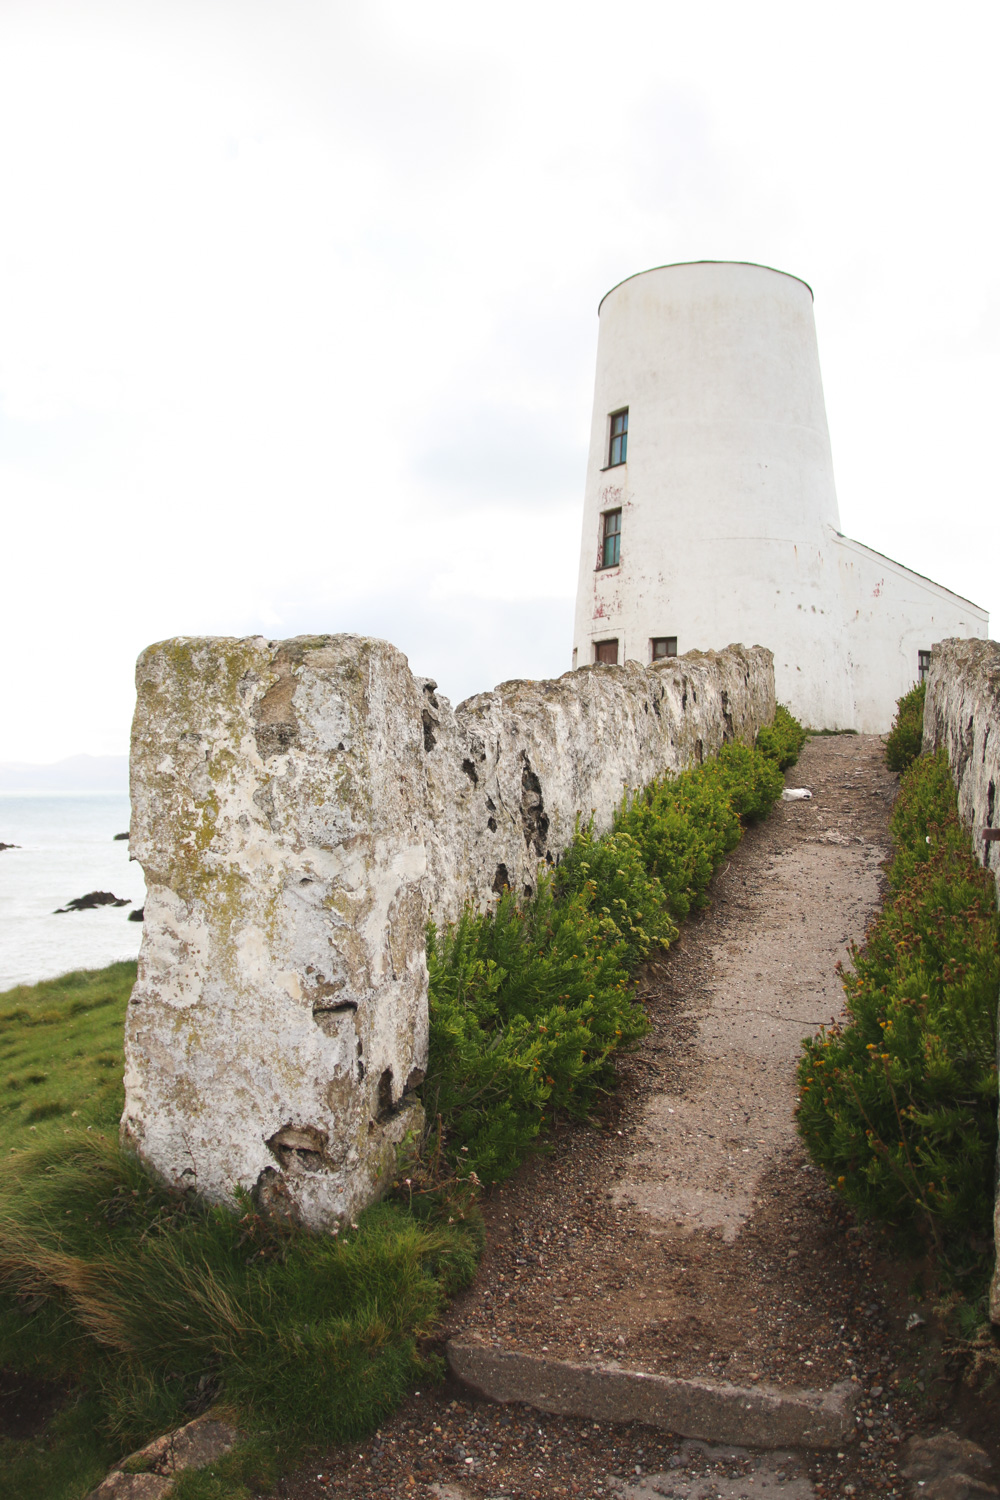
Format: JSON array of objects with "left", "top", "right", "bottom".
[{"left": 597, "top": 260, "right": 815, "bottom": 315}]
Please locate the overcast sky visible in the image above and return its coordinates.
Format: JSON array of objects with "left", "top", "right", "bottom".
[{"left": 1, "top": 0, "right": 997, "bottom": 764}]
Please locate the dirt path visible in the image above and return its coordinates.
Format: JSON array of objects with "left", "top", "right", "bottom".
[
  {"left": 441, "top": 732, "right": 895, "bottom": 1389},
  {"left": 617, "top": 740, "right": 886, "bottom": 1244},
  {"left": 281, "top": 735, "right": 997, "bottom": 1500}
]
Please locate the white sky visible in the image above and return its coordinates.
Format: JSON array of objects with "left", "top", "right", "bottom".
[{"left": 1, "top": 0, "right": 997, "bottom": 762}]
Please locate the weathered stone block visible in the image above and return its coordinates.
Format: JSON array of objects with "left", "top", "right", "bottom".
[
  {"left": 124, "top": 635, "right": 774, "bottom": 1229},
  {"left": 124, "top": 635, "right": 430, "bottom": 1229},
  {"left": 447, "top": 1336, "right": 856, "bottom": 1448}
]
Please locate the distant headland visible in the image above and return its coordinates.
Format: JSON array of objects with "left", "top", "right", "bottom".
[{"left": 0, "top": 755, "right": 128, "bottom": 794}]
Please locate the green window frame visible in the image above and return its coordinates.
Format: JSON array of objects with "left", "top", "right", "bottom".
[
  {"left": 600, "top": 508, "right": 621, "bottom": 568},
  {"left": 608, "top": 408, "right": 628, "bottom": 466}
]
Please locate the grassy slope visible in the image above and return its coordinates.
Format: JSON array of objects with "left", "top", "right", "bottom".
[
  {"left": 0, "top": 964, "right": 136, "bottom": 1497},
  {"left": 0, "top": 963, "right": 135, "bottom": 1148}
]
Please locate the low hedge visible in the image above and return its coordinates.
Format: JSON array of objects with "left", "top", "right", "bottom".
[
  {"left": 797, "top": 749, "right": 999, "bottom": 1277},
  {"left": 425, "top": 710, "right": 801, "bottom": 1184},
  {"left": 885, "top": 680, "right": 926, "bottom": 772},
  {"left": 756, "top": 704, "right": 808, "bottom": 770}
]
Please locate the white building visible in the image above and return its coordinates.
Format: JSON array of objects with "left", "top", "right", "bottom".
[{"left": 571, "top": 261, "right": 988, "bottom": 732}]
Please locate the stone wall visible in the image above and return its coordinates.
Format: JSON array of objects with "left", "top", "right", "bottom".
[
  {"left": 124, "top": 635, "right": 775, "bottom": 1230},
  {"left": 922, "top": 636, "right": 1000, "bottom": 1322}
]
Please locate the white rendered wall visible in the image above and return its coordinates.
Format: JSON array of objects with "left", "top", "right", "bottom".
[
  {"left": 571, "top": 261, "right": 988, "bottom": 731},
  {"left": 835, "top": 535, "right": 986, "bottom": 732}
]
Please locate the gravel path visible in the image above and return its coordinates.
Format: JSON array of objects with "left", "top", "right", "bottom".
[{"left": 279, "top": 734, "right": 1000, "bottom": 1500}]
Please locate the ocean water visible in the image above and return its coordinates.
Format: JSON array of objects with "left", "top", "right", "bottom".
[{"left": 0, "top": 794, "right": 146, "bottom": 993}]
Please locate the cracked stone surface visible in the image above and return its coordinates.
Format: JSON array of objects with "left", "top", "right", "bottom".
[{"left": 85, "top": 1415, "right": 242, "bottom": 1499}]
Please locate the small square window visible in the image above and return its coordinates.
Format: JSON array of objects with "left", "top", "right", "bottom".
[
  {"left": 600, "top": 508, "right": 621, "bottom": 568},
  {"left": 918, "top": 649, "right": 931, "bottom": 683},
  {"left": 652, "top": 636, "right": 677, "bottom": 661},
  {"left": 608, "top": 408, "right": 628, "bottom": 466},
  {"left": 595, "top": 639, "right": 619, "bottom": 665}
]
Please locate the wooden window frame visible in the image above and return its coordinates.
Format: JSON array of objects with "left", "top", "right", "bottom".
[
  {"left": 594, "top": 639, "right": 619, "bottom": 666},
  {"left": 651, "top": 636, "right": 677, "bottom": 661},
  {"left": 918, "top": 649, "right": 931, "bottom": 683},
  {"left": 608, "top": 408, "right": 628, "bottom": 467},
  {"left": 599, "top": 508, "right": 621, "bottom": 569}
]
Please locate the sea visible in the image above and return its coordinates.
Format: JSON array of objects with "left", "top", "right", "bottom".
[{"left": 0, "top": 794, "right": 146, "bottom": 994}]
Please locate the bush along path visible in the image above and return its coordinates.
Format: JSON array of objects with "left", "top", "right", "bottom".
[
  {"left": 798, "top": 747, "right": 999, "bottom": 1322},
  {"left": 281, "top": 731, "right": 1000, "bottom": 1500},
  {"left": 0, "top": 713, "right": 801, "bottom": 1500}
]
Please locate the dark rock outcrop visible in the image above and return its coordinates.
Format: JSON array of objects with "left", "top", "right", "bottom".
[{"left": 54, "top": 891, "right": 130, "bottom": 914}]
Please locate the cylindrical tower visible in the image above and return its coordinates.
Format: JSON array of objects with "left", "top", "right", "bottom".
[{"left": 572, "top": 260, "right": 852, "bottom": 729}]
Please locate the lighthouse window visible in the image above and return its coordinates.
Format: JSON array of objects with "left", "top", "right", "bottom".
[
  {"left": 600, "top": 508, "right": 621, "bottom": 568},
  {"left": 651, "top": 636, "right": 677, "bottom": 661},
  {"left": 608, "top": 408, "right": 628, "bottom": 466},
  {"left": 595, "top": 639, "right": 619, "bottom": 665},
  {"left": 918, "top": 649, "right": 931, "bottom": 683}
]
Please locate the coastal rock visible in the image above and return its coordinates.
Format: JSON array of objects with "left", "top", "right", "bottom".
[
  {"left": 54, "top": 890, "right": 130, "bottom": 913},
  {"left": 901, "top": 1429, "right": 998, "bottom": 1499}
]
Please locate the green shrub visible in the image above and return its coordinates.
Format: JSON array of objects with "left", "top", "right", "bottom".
[
  {"left": 886, "top": 743, "right": 969, "bottom": 894},
  {"left": 756, "top": 704, "right": 809, "bottom": 770},
  {"left": 613, "top": 759, "right": 743, "bottom": 921},
  {"left": 885, "top": 680, "right": 926, "bottom": 772},
  {"left": 797, "top": 750, "right": 999, "bottom": 1275},
  {"left": 554, "top": 824, "right": 679, "bottom": 970},
  {"left": 424, "top": 877, "right": 650, "bottom": 1183},
  {"left": 713, "top": 740, "right": 786, "bottom": 823}
]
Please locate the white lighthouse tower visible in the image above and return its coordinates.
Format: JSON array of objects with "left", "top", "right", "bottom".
[{"left": 572, "top": 261, "right": 987, "bottom": 731}]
